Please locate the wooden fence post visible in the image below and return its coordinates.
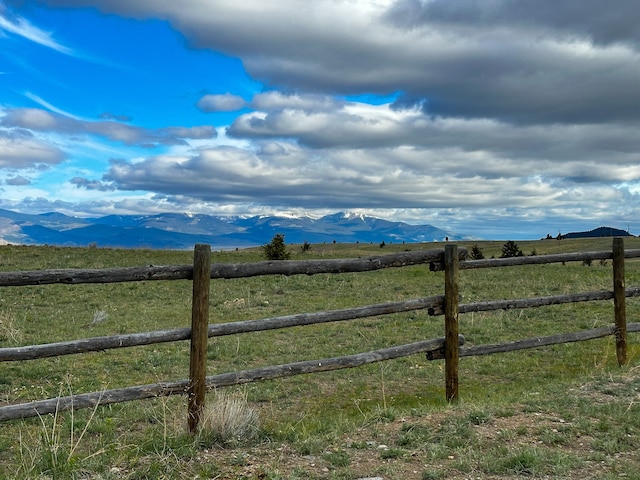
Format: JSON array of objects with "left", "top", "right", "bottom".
[
  {"left": 612, "top": 237, "right": 627, "bottom": 366},
  {"left": 444, "top": 244, "right": 460, "bottom": 402},
  {"left": 188, "top": 244, "right": 211, "bottom": 433}
]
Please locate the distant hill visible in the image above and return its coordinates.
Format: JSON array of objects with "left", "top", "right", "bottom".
[
  {"left": 560, "top": 226, "right": 633, "bottom": 239},
  {"left": 0, "top": 209, "right": 469, "bottom": 249}
]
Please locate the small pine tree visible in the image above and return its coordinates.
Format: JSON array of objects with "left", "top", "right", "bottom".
[
  {"left": 501, "top": 240, "right": 523, "bottom": 258},
  {"left": 470, "top": 244, "right": 485, "bottom": 260},
  {"left": 262, "top": 233, "right": 291, "bottom": 260},
  {"left": 301, "top": 240, "right": 312, "bottom": 252}
]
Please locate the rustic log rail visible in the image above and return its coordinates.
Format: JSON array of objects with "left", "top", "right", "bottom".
[
  {"left": 0, "top": 249, "right": 449, "bottom": 286},
  {"left": 0, "top": 296, "right": 446, "bottom": 362},
  {"left": 0, "top": 335, "right": 465, "bottom": 422},
  {"left": 0, "top": 239, "right": 638, "bottom": 425}
]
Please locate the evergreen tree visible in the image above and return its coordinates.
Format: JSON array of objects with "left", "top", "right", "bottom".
[
  {"left": 262, "top": 233, "right": 291, "bottom": 260},
  {"left": 501, "top": 240, "right": 523, "bottom": 258},
  {"left": 470, "top": 244, "right": 485, "bottom": 260}
]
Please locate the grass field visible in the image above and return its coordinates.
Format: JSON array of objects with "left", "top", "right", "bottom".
[{"left": 0, "top": 237, "right": 639, "bottom": 479}]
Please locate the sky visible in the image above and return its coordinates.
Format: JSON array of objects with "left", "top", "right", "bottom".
[{"left": 1, "top": 1, "right": 640, "bottom": 240}]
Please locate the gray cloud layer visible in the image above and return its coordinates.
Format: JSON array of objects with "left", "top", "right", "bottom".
[
  {"left": 7, "top": 0, "right": 640, "bottom": 237},
  {"left": 40, "top": 0, "right": 640, "bottom": 125}
]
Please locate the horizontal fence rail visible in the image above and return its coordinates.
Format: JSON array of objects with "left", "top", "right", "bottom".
[
  {"left": 429, "top": 249, "right": 640, "bottom": 271},
  {"left": 0, "top": 296, "right": 446, "bottom": 362},
  {"left": 0, "top": 335, "right": 466, "bottom": 422},
  {"left": 0, "top": 239, "right": 638, "bottom": 426},
  {"left": 461, "top": 249, "right": 640, "bottom": 269},
  {"left": 428, "top": 323, "right": 640, "bottom": 360},
  {"left": 0, "top": 249, "right": 462, "bottom": 286}
]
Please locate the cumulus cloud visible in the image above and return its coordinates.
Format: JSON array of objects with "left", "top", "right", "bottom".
[
  {"left": 38, "top": 0, "right": 640, "bottom": 125},
  {"left": 229, "top": 96, "right": 640, "bottom": 176},
  {"left": 251, "top": 92, "right": 343, "bottom": 112},
  {"left": 0, "top": 128, "right": 65, "bottom": 167},
  {"left": 70, "top": 177, "right": 116, "bottom": 191},
  {"left": 197, "top": 93, "right": 246, "bottom": 112},
  {"left": 96, "top": 141, "right": 602, "bottom": 213},
  {"left": 0, "top": 107, "right": 216, "bottom": 146},
  {"left": 5, "top": 175, "right": 31, "bottom": 186}
]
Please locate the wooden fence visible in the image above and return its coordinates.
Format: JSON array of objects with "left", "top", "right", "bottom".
[{"left": 1, "top": 239, "right": 639, "bottom": 430}]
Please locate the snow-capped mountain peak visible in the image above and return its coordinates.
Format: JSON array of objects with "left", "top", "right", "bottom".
[{"left": 0, "top": 208, "right": 466, "bottom": 249}]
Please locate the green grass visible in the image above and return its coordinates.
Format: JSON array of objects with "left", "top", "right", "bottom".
[{"left": 1, "top": 238, "right": 640, "bottom": 479}]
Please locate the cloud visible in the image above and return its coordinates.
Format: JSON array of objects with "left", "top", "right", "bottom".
[
  {"left": 99, "top": 112, "right": 133, "bottom": 122},
  {"left": 38, "top": 0, "right": 640, "bottom": 125},
  {"left": 24, "top": 92, "right": 82, "bottom": 119},
  {"left": 251, "top": 92, "right": 343, "bottom": 112},
  {"left": 0, "top": 7, "right": 74, "bottom": 55},
  {"left": 228, "top": 96, "right": 640, "bottom": 178},
  {"left": 0, "top": 128, "right": 65, "bottom": 168},
  {"left": 70, "top": 177, "right": 116, "bottom": 191},
  {"left": 5, "top": 175, "right": 31, "bottom": 186},
  {"left": 384, "top": 0, "right": 640, "bottom": 48},
  {"left": 97, "top": 140, "right": 616, "bottom": 214},
  {"left": 197, "top": 93, "right": 246, "bottom": 112},
  {"left": 1, "top": 107, "right": 216, "bottom": 146}
]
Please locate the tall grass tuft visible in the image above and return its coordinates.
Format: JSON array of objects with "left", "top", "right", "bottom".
[
  {"left": 197, "top": 389, "right": 260, "bottom": 446},
  {"left": 17, "top": 385, "right": 104, "bottom": 478},
  {"left": 0, "top": 309, "right": 21, "bottom": 344}
]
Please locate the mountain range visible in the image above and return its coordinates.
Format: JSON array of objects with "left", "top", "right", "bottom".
[{"left": 0, "top": 209, "right": 465, "bottom": 249}]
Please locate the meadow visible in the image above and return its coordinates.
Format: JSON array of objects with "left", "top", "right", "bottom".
[{"left": 0, "top": 237, "right": 639, "bottom": 479}]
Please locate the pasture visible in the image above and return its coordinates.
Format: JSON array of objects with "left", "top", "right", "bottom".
[{"left": 0, "top": 237, "right": 639, "bottom": 479}]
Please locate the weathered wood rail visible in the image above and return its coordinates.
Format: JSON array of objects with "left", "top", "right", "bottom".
[
  {"left": 0, "top": 239, "right": 638, "bottom": 426},
  {"left": 0, "top": 249, "right": 446, "bottom": 286}
]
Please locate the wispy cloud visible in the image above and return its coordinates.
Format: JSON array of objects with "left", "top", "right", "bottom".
[
  {"left": 24, "top": 92, "right": 82, "bottom": 120},
  {"left": 0, "top": 10, "right": 74, "bottom": 56}
]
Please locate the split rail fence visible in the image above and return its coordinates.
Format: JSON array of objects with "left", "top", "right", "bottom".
[{"left": 1, "top": 239, "right": 639, "bottom": 430}]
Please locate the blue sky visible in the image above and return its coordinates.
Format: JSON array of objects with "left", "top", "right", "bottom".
[{"left": 2, "top": 1, "right": 640, "bottom": 240}]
